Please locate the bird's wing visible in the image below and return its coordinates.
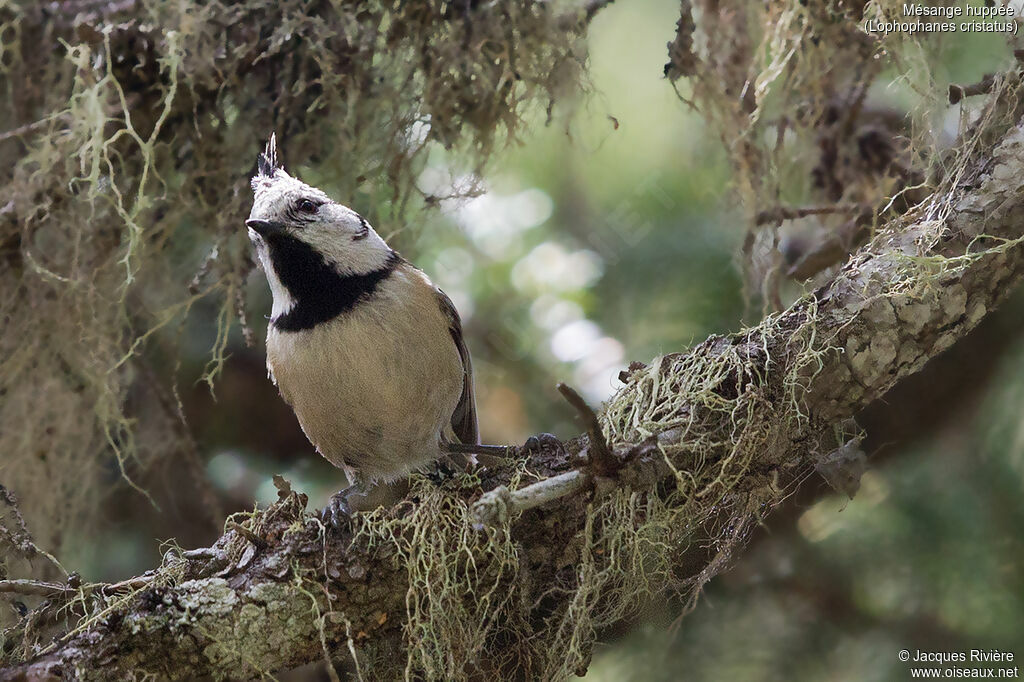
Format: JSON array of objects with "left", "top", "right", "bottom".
[{"left": 435, "top": 288, "right": 479, "bottom": 445}]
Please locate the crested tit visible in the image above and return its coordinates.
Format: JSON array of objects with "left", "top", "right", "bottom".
[{"left": 246, "top": 135, "right": 494, "bottom": 520}]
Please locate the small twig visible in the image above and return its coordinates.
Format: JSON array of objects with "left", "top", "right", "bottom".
[
  {"left": 0, "top": 575, "right": 154, "bottom": 599},
  {"left": 949, "top": 73, "right": 995, "bottom": 105},
  {"left": 0, "top": 579, "right": 68, "bottom": 597},
  {"left": 100, "top": 575, "right": 154, "bottom": 595},
  {"left": 0, "top": 484, "right": 35, "bottom": 553},
  {"left": 556, "top": 383, "right": 617, "bottom": 477},
  {"left": 0, "top": 484, "right": 68, "bottom": 577},
  {"left": 754, "top": 204, "right": 864, "bottom": 227},
  {"left": 226, "top": 521, "right": 267, "bottom": 550},
  {"left": 471, "top": 380, "right": 650, "bottom": 529},
  {"left": 0, "top": 114, "right": 68, "bottom": 142},
  {"left": 471, "top": 429, "right": 680, "bottom": 529},
  {"left": 471, "top": 470, "right": 589, "bottom": 528}
]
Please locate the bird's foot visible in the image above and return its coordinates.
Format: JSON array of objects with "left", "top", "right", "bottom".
[
  {"left": 319, "top": 484, "right": 365, "bottom": 531},
  {"left": 521, "top": 432, "right": 565, "bottom": 457},
  {"left": 425, "top": 458, "right": 458, "bottom": 486}
]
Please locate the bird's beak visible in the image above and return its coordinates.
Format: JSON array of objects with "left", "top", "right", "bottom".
[{"left": 245, "top": 219, "right": 286, "bottom": 237}]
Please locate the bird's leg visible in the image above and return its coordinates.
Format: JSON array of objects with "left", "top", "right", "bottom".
[
  {"left": 320, "top": 482, "right": 367, "bottom": 530},
  {"left": 443, "top": 436, "right": 566, "bottom": 467},
  {"left": 443, "top": 442, "right": 514, "bottom": 457},
  {"left": 442, "top": 442, "right": 514, "bottom": 469}
]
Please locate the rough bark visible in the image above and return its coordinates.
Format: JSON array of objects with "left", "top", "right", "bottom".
[{"left": 3, "top": 79, "right": 1024, "bottom": 680}]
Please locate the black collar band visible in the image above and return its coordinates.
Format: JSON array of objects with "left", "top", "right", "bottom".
[{"left": 267, "top": 235, "right": 400, "bottom": 332}]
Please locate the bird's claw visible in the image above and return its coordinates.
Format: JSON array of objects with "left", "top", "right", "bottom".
[
  {"left": 319, "top": 486, "right": 361, "bottom": 531},
  {"left": 521, "top": 432, "right": 564, "bottom": 456},
  {"left": 425, "top": 459, "right": 458, "bottom": 485}
]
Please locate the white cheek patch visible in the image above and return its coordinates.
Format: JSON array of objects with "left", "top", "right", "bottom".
[
  {"left": 249, "top": 228, "right": 296, "bottom": 317},
  {"left": 300, "top": 223, "right": 393, "bottom": 276}
]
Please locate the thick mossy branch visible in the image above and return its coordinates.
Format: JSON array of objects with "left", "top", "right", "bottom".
[{"left": 5, "top": 74, "right": 1024, "bottom": 682}]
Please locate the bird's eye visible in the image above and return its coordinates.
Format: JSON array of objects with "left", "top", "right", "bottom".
[{"left": 297, "top": 199, "right": 319, "bottom": 213}]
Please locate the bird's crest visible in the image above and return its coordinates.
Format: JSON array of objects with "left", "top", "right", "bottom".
[
  {"left": 257, "top": 133, "right": 279, "bottom": 177},
  {"left": 252, "top": 133, "right": 283, "bottom": 193}
]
